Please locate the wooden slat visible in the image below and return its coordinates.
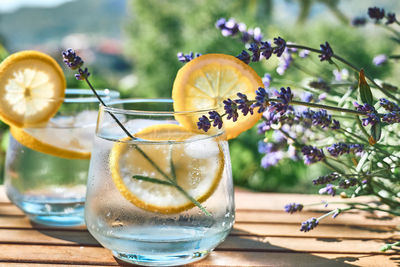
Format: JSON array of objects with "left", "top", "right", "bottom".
[
  {"left": 0, "top": 244, "right": 397, "bottom": 266},
  {"left": 233, "top": 223, "right": 399, "bottom": 240},
  {"left": 0, "top": 228, "right": 393, "bottom": 255},
  {"left": 236, "top": 210, "right": 400, "bottom": 227},
  {"left": 193, "top": 251, "right": 399, "bottom": 267}
]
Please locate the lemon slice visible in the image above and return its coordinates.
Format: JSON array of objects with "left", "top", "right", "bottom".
[
  {"left": 109, "top": 124, "right": 225, "bottom": 214},
  {"left": 9, "top": 110, "right": 96, "bottom": 160},
  {"left": 172, "top": 53, "right": 263, "bottom": 139},
  {"left": 0, "top": 50, "right": 66, "bottom": 127}
]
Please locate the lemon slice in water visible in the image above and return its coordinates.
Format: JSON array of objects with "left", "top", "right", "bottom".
[{"left": 109, "top": 124, "right": 225, "bottom": 214}]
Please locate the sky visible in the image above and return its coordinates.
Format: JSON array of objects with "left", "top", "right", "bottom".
[{"left": 0, "top": 0, "right": 74, "bottom": 13}]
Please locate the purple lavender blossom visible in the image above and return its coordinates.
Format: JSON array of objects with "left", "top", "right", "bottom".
[
  {"left": 268, "top": 87, "right": 293, "bottom": 115},
  {"left": 75, "top": 67, "right": 90, "bottom": 80},
  {"left": 354, "top": 102, "right": 379, "bottom": 126},
  {"left": 62, "top": 49, "right": 83, "bottom": 70},
  {"left": 197, "top": 115, "right": 211, "bottom": 132},
  {"left": 382, "top": 112, "right": 400, "bottom": 124},
  {"left": 349, "top": 144, "right": 364, "bottom": 155},
  {"left": 237, "top": 50, "right": 251, "bottom": 64},
  {"left": 333, "top": 69, "right": 349, "bottom": 81},
  {"left": 177, "top": 52, "right": 202, "bottom": 63},
  {"left": 301, "top": 145, "right": 325, "bottom": 165},
  {"left": 301, "top": 92, "right": 314, "bottom": 103},
  {"left": 260, "top": 41, "right": 273, "bottom": 59},
  {"left": 308, "top": 79, "right": 330, "bottom": 92},
  {"left": 262, "top": 73, "right": 272, "bottom": 88},
  {"left": 327, "top": 143, "right": 350, "bottom": 157},
  {"left": 261, "top": 151, "right": 284, "bottom": 168},
  {"left": 248, "top": 42, "right": 260, "bottom": 62},
  {"left": 216, "top": 18, "right": 263, "bottom": 44},
  {"left": 276, "top": 50, "right": 293, "bottom": 75},
  {"left": 208, "top": 111, "right": 223, "bottom": 129},
  {"left": 223, "top": 98, "right": 239, "bottom": 121},
  {"left": 273, "top": 37, "right": 286, "bottom": 57},
  {"left": 368, "top": 7, "right": 385, "bottom": 21},
  {"left": 339, "top": 178, "right": 358, "bottom": 189},
  {"left": 299, "top": 49, "right": 310, "bottom": 58},
  {"left": 373, "top": 54, "right": 387, "bottom": 66},
  {"left": 301, "top": 109, "right": 340, "bottom": 130},
  {"left": 332, "top": 209, "right": 340, "bottom": 219},
  {"left": 380, "top": 98, "right": 400, "bottom": 112},
  {"left": 319, "top": 42, "right": 333, "bottom": 61},
  {"left": 300, "top": 217, "right": 319, "bottom": 232},
  {"left": 235, "top": 93, "right": 253, "bottom": 116},
  {"left": 319, "top": 184, "right": 336, "bottom": 196},
  {"left": 312, "top": 173, "right": 340, "bottom": 185},
  {"left": 284, "top": 203, "right": 304, "bottom": 214},
  {"left": 386, "top": 13, "right": 397, "bottom": 25},
  {"left": 352, "top": 17, "right": 367, "bottom": 26},
  {"left": 252, "top": 87, "right": 269, "bottom": 113}
]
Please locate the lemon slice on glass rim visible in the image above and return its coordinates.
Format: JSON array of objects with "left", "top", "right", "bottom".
[
  {"left": 172, "top": 53, "right": 264, "bottom": 139},
  {"left": 0, "top": 50, "right": 66, "bottom": 128},
  {"left": 109, "top": 124, "right": 225, "bottom": 214}
]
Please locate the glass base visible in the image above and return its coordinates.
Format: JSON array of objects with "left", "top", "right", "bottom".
[
  {"left": 112, "top": 250, "right": 209, "bottom": 266},
  {"left": 17, "top": 200, "right": 85, "bottom": 227}
]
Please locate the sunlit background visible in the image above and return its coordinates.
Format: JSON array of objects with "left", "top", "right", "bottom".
[{"left": 0, "top": 0, "right": 399, "bottom": 192}]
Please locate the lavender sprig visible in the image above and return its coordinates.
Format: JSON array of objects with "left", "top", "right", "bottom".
[{"left": 62, "top": 48, "right": 211, "bottom": 216}]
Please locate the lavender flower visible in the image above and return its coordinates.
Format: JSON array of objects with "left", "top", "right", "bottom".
[
  {"left": 354, "top": 102, "right": 379, "bottom": 126},
  {"left": 382, "top": 112, "right": 400, "bottom": 124},
  {"left": 352, "top": 17, "right": 367, "bottom": 26},
  {"left": 197, "top": 115, "right": 211, "bottom": 132},
  {"left": 373, "top": 54, "right": 387, "bottom": 66},
  {"left": 262, "top": 73, "right": 272, "bottom": 88},
  {"left": 319, "top": 184, "right": 336, "bottom": 196},
  {"left": 75, "top": 67, "right": 90, "bottom": 80},
  {"left": 273, "top": 37, "right": 286, "bottom": 57},
  {"left": 248, "top": 42, "right": 260, "bottom": 62},
  {"left": 284, "top": 203, "right": 304, "bottom": 214},
  {"left": 312, "top": 173, "right": 340, "bottom": 185},
  {"left": 223, "top": 98, "right": 239, "bottom": 121},
  {"left": 269, "top": 87, "right": 293, "bottom": 115},
  {"left": 177, "top": 52, "right": 201, "bottom": 63},
  {"left": 252, "top": 87, "right": 269, "bottom": 113},
  {"left": 216, "top": 18, "right": 263, "bottom": 44},
  {"left": 368, "top": 7, "right": 385, "bottom": 22},
  {"left": 260, "top": 41, "right": 273, "bottom": 59},
  {"left": 301, "top": 109, "right": 340, "bottom": 130},
  {"left": 319, "top": 42, "right": 333, "bottom": 62},
  {"left": 327, "top": 143, "right": 350, "bottom": 157},
  {"left": 386, "top": 13, "right": 397, "bottom": 25},
  {"left": 237, "top": 50, "right": 251, "bottom": 64},
  {"left": 276, "top": 50, "right": 293, "bottom": 75},
  {"left": 261, "top": 151, "right": 284, "bottom": 168},
  {"left": 301, "top": 145, "right": 325, "bottom": 165},
  {"left": 299, "top": 49, "right": 310, "bottom": 58},
  {"left": 380, "top": 98, "right": 400, "bottom": 112},
  {"left": 338, "top": 178, "right": 358, "bottom": 189},
  {"left": 308, "top": 79, "right": 330, "bottom": 92},
  {"left": 208, "top": 111, "right": 223, "bottom": 129},
  {"left": 349, "top": 144, "right": 364, "bottom": 155},
  {"left": 300, "top": 217, "right": 319, "bottom": 232},
  {"left": 62, "top": 49, "right": 83, "bottom": 70},
  {"left": 235, "top": 93, "right": 253, "bottom": 116}
]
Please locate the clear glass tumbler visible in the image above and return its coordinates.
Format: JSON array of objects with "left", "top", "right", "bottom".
[
  {"left": 4, "top": 89, "right": 119, "bottom": 227},
  {"left": 85, "top": 99, "right": 235, "bottom": 266}
]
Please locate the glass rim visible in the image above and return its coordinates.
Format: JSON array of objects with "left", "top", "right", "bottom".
[
  {"left": 102, "top": 98, "right": 218, "bottom": 116},
  {"left": 63, "top": 88, "right": 120, "bottom": 103}
]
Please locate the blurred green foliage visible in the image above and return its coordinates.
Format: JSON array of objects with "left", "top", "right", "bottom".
[{"left": 0, "top": 0, "right": 398, "bottom": 192}]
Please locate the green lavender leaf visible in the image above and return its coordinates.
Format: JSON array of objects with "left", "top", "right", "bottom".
[
  {"left": 370, "top": 121, "right": 382, "bottom": 144},
  {"left": 358, "top": 69, "right": 373, "bottom": 105},
  {"left": 132, "top": 175, "right": 174, "bottom": 186}
]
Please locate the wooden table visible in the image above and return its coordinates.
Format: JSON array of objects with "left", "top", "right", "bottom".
[{"left": 0, "top": 185, "right": 398, "bottom": 266}]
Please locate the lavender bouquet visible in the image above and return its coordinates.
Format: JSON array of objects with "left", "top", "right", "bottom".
[{"left": 181, "top": 7, "right": 400, "bottom": 252}]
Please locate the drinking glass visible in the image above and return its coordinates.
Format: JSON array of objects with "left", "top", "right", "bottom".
[
  {"left": 85, "top": 99, "right": 235, "bottom": 266},
  {"left": 4, "top": 89, "right": 119, "bottom": 227}
]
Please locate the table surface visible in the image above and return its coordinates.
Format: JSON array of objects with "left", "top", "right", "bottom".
[{"left": 0, "top": 185, "right": 398, "bottom": 267}]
